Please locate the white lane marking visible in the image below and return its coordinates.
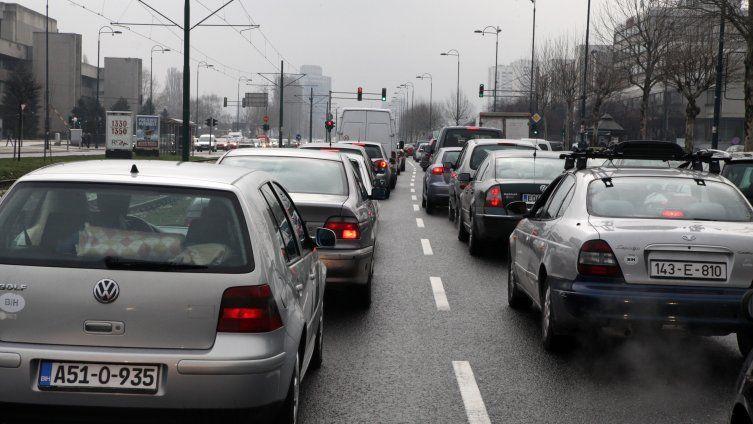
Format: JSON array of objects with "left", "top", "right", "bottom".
[
  {"left": 453, "top": 361, "right": 491, "bottom": 424},
  {"left": 411, "top": 195, "right": 417, "bottom": 201},
  {"left": 430, "top": 277, "right": 450, "bottom": 311},
  {"left": 416, "top": 218, "right": 425, "bottom": 228},
  {"left": 413, "top": 204, "right": 420, "bottom": 212},
  {"left": 421, "top": 238, "right": 433, "bottom": 255},
  {"left": 410, "top": 183, "right": 415, "bottom": 187},
  {"left": 411, "top": 189, "right": 415, "bottom": 193},
  {"left": 408, "top": 161, "right": 416, "bottom": 169}
]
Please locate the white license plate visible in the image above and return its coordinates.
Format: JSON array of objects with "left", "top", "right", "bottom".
[
  {"left": 38, "top": 362, "right": 159, "bottom": 393},
  {"left": 522, "top": 194, "right": 539, "bottom": 203},
  {"left": 649, "top": 260, "right": 727, "bottom": 281}
]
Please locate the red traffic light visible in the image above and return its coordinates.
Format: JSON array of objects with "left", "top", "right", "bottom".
[{"left": 357, "top": 87, "right": 363, "bottom": 101}]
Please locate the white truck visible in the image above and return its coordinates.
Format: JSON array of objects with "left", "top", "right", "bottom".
[
  {"left": 338, "top": 108, "right": 396, "bottom": 157},
  {"left": 476, "top": 112, "right": 530, "bottom": 140}
]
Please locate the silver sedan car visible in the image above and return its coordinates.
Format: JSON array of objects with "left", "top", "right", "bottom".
[
  {"left": 509, "top": 152, "right": 753, "bottom": 354},
  {"left": 0, "top": 160, "right": 334, "bottom": 422}
]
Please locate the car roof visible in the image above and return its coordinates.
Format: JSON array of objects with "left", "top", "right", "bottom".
[
  {"left": 437, "top": 147, "right": 462, "bottom": 152},
  {"left": 728, "top": 152, "right": 753, "bottom": 162},
  {"left": 221, "top": 147, "right": 344, "bottom": 162},
  {"left": 443, "top": 126, "right": 501, "bottom": 131},
  {"left": 577, "top": 166, "right": 730, "bottom": 182},
  {"left": 341, "top": 140, "right": 381, "bottom": 147},
  {"left": 19, "top": 160, "right": 256, "bottom": 187},
  {"left": 489, "top": 150, "right": 562, "bottom": 159},
  {"left": 300, "top": 142, "right": 367, "bottom": 152},
  {"left": 467, "top": 138, "right": 534, "bottom": 147}
]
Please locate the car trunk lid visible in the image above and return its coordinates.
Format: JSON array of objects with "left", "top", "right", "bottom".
[
  {"left": 493, "top": 178, "right": 552, "bottom": 208},
  {"left": 289, "top": 192, "right": 347, "bottom": 235}
]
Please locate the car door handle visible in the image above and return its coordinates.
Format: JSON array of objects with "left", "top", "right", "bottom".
[{"left": 295, "top": 284, "right": 304, "bottom": 293}]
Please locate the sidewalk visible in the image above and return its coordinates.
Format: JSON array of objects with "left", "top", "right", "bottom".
[{"left": 0, "top": 139, "right": 104, "bottom": 158}]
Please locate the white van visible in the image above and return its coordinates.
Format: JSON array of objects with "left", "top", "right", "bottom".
[{"left": 339, "top": 108, "right": 396, "bottom": 158}]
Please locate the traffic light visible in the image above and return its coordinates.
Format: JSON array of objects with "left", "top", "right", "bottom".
[
  {"left": 205, "top": 118, "right": 212, "bottom": 127},
  {"left": 530, "top": 122, "right": 539, "bottom": 137},
  {"left": 212, "top": 118, "right": 218, "bottom": 127},
  {"left": 325, "top": 120, "right": 335, "bottom": 132},
  {"left": 357, "top": 87, "right": 363, "bottom": 101},
  {"left": 263, "top": 123, "right": 270, "bottom": 132},
  {"left": 381, "top": 88, "right": 387, "bottom": 101},
  {"left": 242, "top": 98, "right": 247, "bottom": 108},
  {"left": 479, "top": 84, "right": 484, "bottom": 98},
  {"left": 223, "top": 97, "right": 228, "bottom": 107}
]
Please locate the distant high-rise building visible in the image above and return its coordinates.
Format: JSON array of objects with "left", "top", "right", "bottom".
[
  {"left": 300, "top": 65, "right": 332, "bottom": 140},
  {"left": 103, "top": 57, "right": 142, "bottom": 112},
  {"left": 487, "top": 59, "right": 530, "bottom": 108}
]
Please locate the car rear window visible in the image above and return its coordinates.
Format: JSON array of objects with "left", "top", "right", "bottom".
[
  {"left": 357, "top": 145, "right": 383, "bottom": 159},
  {"left": 0, "top": 182, "right": 253, "bottom": 272},
  {"left": 722, "top": 163, "right": 753, "bottom": 200},
  {"left": 587, "top": 177, "right": 753, "bottom": 222},
  {"left": 441, "top": 150, "right": 461, "bottom": 164},
  {"left": 470, "top": 144, "right": 536, "bottom": 170},
  {"left": 222, "top": 156, "right": 348, "bottom": 195},
  {"left": 495, "top": 157, "right": 564, "bottom": 180},
  {"left": 443, "top": 128, "right": 502, "bottom": 148}
]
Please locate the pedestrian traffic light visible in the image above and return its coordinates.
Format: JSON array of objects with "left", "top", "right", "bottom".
[
  {"left": 479, "top": 84, "right": 484, "bottom": 98},
  {"left": 357, "top": 87, "right": 363, "bottom": 101},
  {"left": 325, "top": 120, "right": 335, "bottom": 131},
  {"left": 223, "top": 97, "right": 228, "bottom": 107},
  {"left": 205, "top": 118, "right": 212, "bottom": 127},
  {"left": 381, "top": 88, "right": 387, "bottom": 101}
]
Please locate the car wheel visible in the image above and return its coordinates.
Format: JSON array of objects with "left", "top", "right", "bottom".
[
  {"left": 310, "top": 308, "right": 324, "bottom": 370},
  {"left": 738, "top": 332, "right": 753, "bottom": 357},
  {"left": 276, "top": 353, "right": 300, "bottom": 424},
  {"left": 467, "top": 213, "right": 483, "bottom": 257},
  {"left": 390, "top": 177, "right": 397, "bottom": 190},
  {"left": 425, "top": 197, "right": 434, "bottom": 214},
  {"left": 448, "top": 198, "right": 455, "bottom": 222},
  {"left": 541, "top": 278, "right": 565, "bottom": 352},
  {"left": 400, "top": 162, "right": 406, "bottom": 172},
  {"left": 457, "top": 209, "right": 469, "bottom": 242},
  {"left": 507, "top": 255, "right": 531, "bottom": 310},
  {"left": 356, "top": 268, "right": 373, "bottom": 308}
]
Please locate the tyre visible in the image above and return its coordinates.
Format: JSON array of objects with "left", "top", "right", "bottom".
[
  {"left": 448, "top": 197, "right": 455, "bottom": 222},
  {"left": 276, "top": 353, "right": 300, "bottom": 424},
  {"left": 738, "top": 332, "right": 753, "bottom": 357},
  {"left": 507, "top": 256, "right": 531, "bottom": 310},
  {"left": 310, "top": 308, "right": 324, "bottom": 370},
  {"left": 390, "top": 176, "right": 397, "bottom": 190},
  {"left": 355, "top": 268, "right": 373, "bottom": 308},
  {"left": 467, "top": 214, "right": 484, "bottom": 256},
  {"left": 541, "top": 278, "right": 566, "bottom": 352},
  {"left": 400, "top": 161, "right": 406, "bottom": 172},
  {"left": 457, "top": 210, "right": 469, "bottom": 242},
  {"left": 425, "top": 197, "right": 434, "bottom": 215}
]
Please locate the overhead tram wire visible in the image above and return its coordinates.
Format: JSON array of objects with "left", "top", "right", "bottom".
[{"left": 236, "top": 0, "right": 296, "bottom": 72}]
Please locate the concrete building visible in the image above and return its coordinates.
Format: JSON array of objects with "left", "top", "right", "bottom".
[
  {"left": 299, "top": 65, "right": 332, "bottom": 140},
  {"left": 103, "top": 57, "right": 142, "bottom": 111},
  {"left": 32, "top": 32, "right": 82, "bottom": 134},
  {"left": 487, "top": 59, "right": 529, "bottom": 108}
]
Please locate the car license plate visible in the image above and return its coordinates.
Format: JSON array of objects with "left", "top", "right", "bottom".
[
  {"left": 522, "top": 194, "right": 539, "bottom": 203},
  {"left": 38, "top": 362, "right": 159, "bottom": 393},
  {"left": 649, "top": 260, "right": 727, "bottom": 281}
]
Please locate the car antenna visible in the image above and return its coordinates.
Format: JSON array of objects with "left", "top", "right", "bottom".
[{"left": 130, "top": 164, "right": 139, "bottom": 174}]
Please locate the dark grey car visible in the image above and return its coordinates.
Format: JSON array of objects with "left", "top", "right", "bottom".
[
  {"left": 422, "top": 147, "right": 462, "bottom": 214},
  {"left": 219, "top": 148, "right": 388, "bottom": 306}
]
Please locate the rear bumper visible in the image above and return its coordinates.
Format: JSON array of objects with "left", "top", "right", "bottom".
[
  {"left": 475, "top": 214, "right": 522, "bottom": 240},
  {"left": 0, "top": 332, "right": 293, "bottom": 410},
  {"left": 551, "top": 277, "right": 753, "bottom": 335},
  {"left": 426, "top": 181, "right": 450, "bottom": 203},
  {"left": 319, "top": 245, "right": 374, "bottom": 285}
]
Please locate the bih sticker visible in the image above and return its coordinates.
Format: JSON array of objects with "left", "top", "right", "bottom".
[
  {"left": 0, "top": 293, "right": 25, "bottom": 313},
  {"left": 624, "top": 255, "right": 638, "bottom": 265}
]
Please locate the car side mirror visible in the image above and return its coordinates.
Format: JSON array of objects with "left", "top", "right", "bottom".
[
  {"left": 457, "top": 173, "right": 471, "bottom": 183},
  {"left": 370, "top": 187, "right": 389, "bottom": 200},
  {"left": 389, "top": 157, "right": 396, "bottom": 164},
  {"left": 506, "top": 201, "right": 529, "bottom": 216},
  {"left": 315, "top": 228, "right": 337, "bottom": 248},
  {"left": 442, "top": 162, "right": 453, "bottom": 173}
]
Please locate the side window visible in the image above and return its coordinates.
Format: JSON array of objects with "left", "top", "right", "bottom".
[
  {"left": 456, "top": 146, "right": 469, "bottom": 169},
  {"left": 272, "top": 183, "right": 308, "bottom": 249},
  {"left": 543, "top": 176, "right": 575, "bottom": 219},
  {"left": 348, "top": 162, "right": 369, "bottom": 201},
  {"left": 475, "top": 160, "right": 490, "bottom": 181},
  {"left": 531, "top": 175, "right": 566, "bottom": 219},
  {"left": 259, "top": 183, "right": 300, "bottom": 262},
  {"left": 555, "top": 180, "right": 577, "bottom": 218}
]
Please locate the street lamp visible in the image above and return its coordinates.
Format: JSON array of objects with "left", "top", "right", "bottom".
[
  {"left": 416, "top": 73, "right": 433, "bottom": 135},
  {"left": 96, "top": 26, "right": 122, "bottom": 146},
  {"left": 150, "top": 45, "right": 170, "bottom": 115},
  {"left": 236, "top": 76, "right": 252, "bottom": 132},
  {"left": 528, "top": 0, "right": 537, "bottom": 118},
  {"left": 195, "top": 61, "right": 214, "bottom": 134},
  {"left": 441, "top": 49, "right": 461, "bottom": 125},
  {"left": 474, "top": 26, "right": 501, "bottom": 112},
  {"left": 399, "top": 82, "right": 415, "bottom": 143}
]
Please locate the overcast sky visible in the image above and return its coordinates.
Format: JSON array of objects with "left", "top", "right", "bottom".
[{"left": 20, "top": 0, "right": 612, "bottom": 111}]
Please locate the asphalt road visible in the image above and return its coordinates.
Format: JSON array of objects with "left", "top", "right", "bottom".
[{"left": 298, "top": 159, "right": 742, "bottom": 424}]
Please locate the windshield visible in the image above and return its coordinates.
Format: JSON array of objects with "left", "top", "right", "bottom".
[
  {"left": 722, "top": 163, "right": 753, "bottom": 200},
  {"left": 471, "top": 144, "right": 536, "bottom": 169},
  {"left": 0, "top": 182, "right": 252, "bottom": 272},
  {"left": 440, "top": 150, "right": 461, "bottom": 164},
  {"left": 222, "top": 156, "right": 348, "bottom": 195},
  {"left": 495, "top": 157, "right": 565, "bottom": 180},
  {"left": 588, "top": 177, "right": 753, "bottom": 221},
  {"left": 443, "top": 129, "right": 503, "bottom": 148}
]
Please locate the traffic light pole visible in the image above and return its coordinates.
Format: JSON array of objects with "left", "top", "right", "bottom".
[
  {"left": 711, "top": 8, "right": 726, "bottom": 150},
  {"left": 278, "top": 61, "right": 284, "bottom": 148},
  {"left": 181, "top": 1, "right": 190, "bottom": 161},
  {"left": 309, "top": 87, "right": 313, "bottom": 143}
]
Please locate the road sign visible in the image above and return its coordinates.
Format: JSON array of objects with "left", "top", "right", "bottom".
[
  {"left": 106, "top": 111, "right": 133, "bottom": 152},
  {"left": 245, "top": 92, "right": 268, "bottom": 107},
  {"left": 263, "top": 115, "right": 269, "bottom": 123},
  {"left": 295, "top": 134, "right": 301, "bottom": 142},
  {"left": 20, "top": 103, "right": 26, "bottom": 111},
  {"left": 531, "top": 113, "right": 542, "bottom": 123}
]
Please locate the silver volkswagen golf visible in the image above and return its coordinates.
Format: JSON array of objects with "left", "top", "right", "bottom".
[
  {"left": 509, "top": 143, "right": 753, "bottom": 354},
  {"left": 0, "top": 160, "right": 333, "bottom": 422}
]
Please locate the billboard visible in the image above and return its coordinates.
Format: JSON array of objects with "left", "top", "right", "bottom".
[
  {"left": 245, "top": 92, "right": 268, "bottom": 107},
  {"left": 135, "top": 115, "right": 160, "bottom": 150},
  {"left": 106, "top": 111, "right": 133, "bottom": 152}
]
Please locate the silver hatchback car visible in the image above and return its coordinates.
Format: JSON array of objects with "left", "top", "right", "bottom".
[
  {"left": 0, "top": 160, "right": 334, "bottom": 422},
  {"left": 509, "top": 143, "right": 753, "bottom": 354}
]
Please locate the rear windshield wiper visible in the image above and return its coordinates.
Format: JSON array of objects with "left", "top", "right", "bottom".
[{"left": 103, "top": 256, "right": 209, "bottom": 271}]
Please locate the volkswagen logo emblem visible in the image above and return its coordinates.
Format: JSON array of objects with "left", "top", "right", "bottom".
[
  {"left": 93, "top": 279, "right": 119, "bottom": 304},
  {"left": 539, "top": 184, "right": 548, "bottom": 193},
  {"left": 682, "top": 234, "right": 697, "bottom": 242}
]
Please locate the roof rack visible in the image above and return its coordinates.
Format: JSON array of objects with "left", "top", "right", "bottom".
[{"left": 560, "top": 141, "right": 730, "bottom": 174}]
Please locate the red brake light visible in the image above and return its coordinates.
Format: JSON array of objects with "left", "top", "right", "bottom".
[
  {"left": 578, "top": 240, "right": 623, "bottom": 278},
  {"left": 217, "top": 285, "right": 283, "bottom": 333},
  {"left": 325, "top": 217, "right": 361, "bottom": 240},
  {"left": 485, "top": 186, "right": 503, "bottom": 208},
  {"left": 661, "top": 210, "right": 685, "bottom": 218},
  {"left": 375, "top": 159, "right": 388, "bottom": 169},
  {"left": 467, "top": 126, "right": 479, "bottom": 131},
  {"left": 431, "top": 166, "right": 444, "bottom": 175}
]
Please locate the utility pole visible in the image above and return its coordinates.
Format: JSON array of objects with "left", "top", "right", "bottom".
[
  {"left": 712, "top": 7, "right": 726, "bottom": 150},
  {"left": 579, "top": 0, "right": 592, "bottom": 148},
  {"left": 309, "top": 87, "right": 314, "bottom": 143},
  {"left": 181, "top": 0, "right": 190, "bottom": 161},
  {"left": 529, "top": 0, "right": 537, "bottom": 118},
  {"left": 44, "top": 0, "right": 50, "bottom": 160},
  {"left": 279, "top": 60, "right": 284, "bottom": 148}
]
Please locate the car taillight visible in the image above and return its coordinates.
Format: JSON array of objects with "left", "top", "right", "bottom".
[
  {"left": 578, "top": 240, "right": 623, "bottom": 278},
  {"left": 375, "top": 159, "right": 388, "bottom": 169},
  {"left": 485, "top": 186, "right": 503, "bottom": 208},
  {"left": 431, "top": 166, "right": 444, "bottom": 175},
  {"left": 325, "top": 217, "right": 361, "bottom": 240},
  {"left": 217, "top": 285, "right": 283, "bottom": 333},
  {"left": 661, "top": 210, "right": 684, "bottom": 218}
]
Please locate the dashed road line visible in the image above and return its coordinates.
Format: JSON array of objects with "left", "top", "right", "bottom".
[
  {"left": 430, "top": 277, "right": 450, "bottom": 311},
  {"left": 421, "top": 238, "right": 433, "bottom": 255},
  {"left": 411, "top": 189, "right": 415, "bottom": 193},
  {"left": 410, "top": 183, "right": 415, "bottom": 187},
  {"left": 452, "top": 361, "right": 491, "bottom": 424},
  {"left": 411, "top": 195, "right": 417, "bottom": 201},
  {"left": 413, "top": 204, "right": 420, "bottom": 212},
  {"left": 416, "top": 218, "right": 425, "bottom": 228}
]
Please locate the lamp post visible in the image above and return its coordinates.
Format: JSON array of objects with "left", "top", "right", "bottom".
[
  {"left": 528, "top": 0, "right": 537, "bottom": 117},
  {"left": 195, "top": 61, "right": 213, "bottom": 135},
  {"left": 44, "top": 0, "right": 49, "bottom": 159},
  {"left": 96, "top": 26, "right": 122, "bottom": 146},
  {"left": 579, "top": 0, "right": 592, "bottom": 148},
  {"left": 441, "top": 49, "right": 461, "bottom": 125},
  {"left": 236, "top": 76, "right": 252, "bottom": 132},
  {"left": 399, "top": 82, "right": 415, "bottom": 142},
  {"left": 150, "top": 45, "right": 170, "bottom": 115},
  {"left": 474, "top": 26, "right": 501, "bottom": 112},
  {"left": 416, "top": 73, "right": 433, "bottom": 136}
]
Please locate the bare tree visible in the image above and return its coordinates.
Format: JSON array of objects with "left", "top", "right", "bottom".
[
  {"left": 513, "top": 46, "right": 555, "bottom": 137},
  {"left": 601, "top": 0, "right": 676, "bottom": 138},
  {"left": 442, "top": 90, "right": 474, "bottom": 125},
  {"left": 549, "top": 36, "right": 581, "bottom": 148},
  {"left": 589, "top": 48, "right": 622, "bottom": 145},
  {"left": 156, "top": 67, "right": 182, "bottom": 119}
]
